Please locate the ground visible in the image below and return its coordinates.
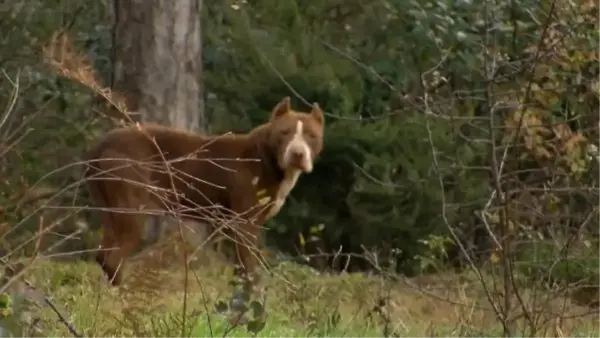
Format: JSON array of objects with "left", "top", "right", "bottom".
[{"left": 3, "top": 247, "right": 598, "bottom": 337}]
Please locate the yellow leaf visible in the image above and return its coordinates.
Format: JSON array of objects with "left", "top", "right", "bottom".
[
  {"left": 486, "top": 212, "right": 500, "bottom": 224},
  {"left": 256, "top": 189, "right": 267, "bottom": 197},
  {"left": 258, "top": 196, "right": 271, "bottom": 206},
  {"left": 0, "top": 308, "right": 12, "bottom": 318},
  {"left": 309, "top": 223, "right": 325, "bottom": 234},
  {"left": 490, "top": 251, "right": 500, "bottom": 264},
  {"left": 298, "top": 233, "right": 306, "bottom": 247},
  {"left": 508, "top": 220, "right": 515, "bottom": 232}
]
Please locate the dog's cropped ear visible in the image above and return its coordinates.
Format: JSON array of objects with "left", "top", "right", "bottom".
[
  {"left": 271, "top": 97, "right": 291, "bottom": 121},
  {"left": 311, "top": 102, "right": 324, "bottom": 125}
]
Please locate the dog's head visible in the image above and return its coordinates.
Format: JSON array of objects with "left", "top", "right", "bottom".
[{"left": 267, "top": 97, "right": 325, "bottom": 173}]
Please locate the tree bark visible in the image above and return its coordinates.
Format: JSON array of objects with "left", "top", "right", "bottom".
[
  {"left": 111, "top": 0, "right": 205, "bottom": 132},
  {"left": 110, "top": 0, "right": 206, "bottom": 246}
]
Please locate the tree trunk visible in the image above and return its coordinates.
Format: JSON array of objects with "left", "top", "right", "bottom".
[
  {"left": 111, "top": 0, "right": 205, "bottom": 132},
  {"left": 110, "top": 0, "right": 206, "bottom": 247}
]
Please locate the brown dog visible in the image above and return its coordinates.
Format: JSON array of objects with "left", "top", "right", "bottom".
[{"left": 84, "top": 97, "right": 324, "bottom": 285}]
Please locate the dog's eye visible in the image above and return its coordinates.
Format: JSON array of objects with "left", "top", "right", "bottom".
[
  {"left": 281, "top": 129, "right": 293, "bottom": 136},
  {"left": 304, "top": 131, "right": 316, "bottom": 139}
]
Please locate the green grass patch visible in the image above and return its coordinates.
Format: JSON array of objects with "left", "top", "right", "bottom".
[{"left": 0, "top": 251, "right": 597, "bottom": 337}]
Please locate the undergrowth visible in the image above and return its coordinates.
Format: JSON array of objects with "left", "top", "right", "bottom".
[{"left": 5, "top": 249, "right": 597, "bottom": 338}]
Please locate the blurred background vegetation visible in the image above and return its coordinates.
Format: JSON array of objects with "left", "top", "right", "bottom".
[{"left": 0, "top": 0, "right": 597, "bottom": 296}]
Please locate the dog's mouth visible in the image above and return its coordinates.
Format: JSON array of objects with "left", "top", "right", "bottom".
[
  {"left": 292, "top": 155, "right": 314, "bottom": 173},
  {"left": 293, "top": 160, "right": 312, "bottom": 173},
  {"left": 281, "top": 153, "right": 313, "bottom": 173}
]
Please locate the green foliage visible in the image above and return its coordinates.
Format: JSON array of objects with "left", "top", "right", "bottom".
[
  {"left": 0, "top": 0, "right": 111, "bottom": 254},
  {"left": 205, "top": 0, "right": 492, "bottom": 273},
  {"left": 516, "top": 239, "right": 600, "bottom": 288},
  {"left": 0, "top": 293, "right": 13, "bottom": 318},
  {"left": 200, "top": 0, "right": 599, "bottom": 276},
  {"left": 0, "top": 289, "right": 41, "bottom": 337},
  {"left": 208, "top": 271, "right": 269, "bottom": 336}
]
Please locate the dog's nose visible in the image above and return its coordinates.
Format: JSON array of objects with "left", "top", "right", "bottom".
[{"left": 291, "top": 149, "right": 304, "bottom": 160}]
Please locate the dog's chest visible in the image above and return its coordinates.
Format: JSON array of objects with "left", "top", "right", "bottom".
[{"left": 254, "top": 170, "right": 301, "bottom": 220}]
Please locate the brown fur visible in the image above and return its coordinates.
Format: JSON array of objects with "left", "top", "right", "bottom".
[{"left": 84, "top": 97, "right": 324, "bottom": 285}]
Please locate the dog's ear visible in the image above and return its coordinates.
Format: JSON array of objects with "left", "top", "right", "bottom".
[
  {"left": 310, "top": 102, "right": 324, "bottom": 125},
  {"left": 271, "top": 97, "right": 291, "bottom": 121}
]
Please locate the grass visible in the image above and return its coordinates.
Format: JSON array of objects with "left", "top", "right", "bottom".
[{"left": 3, "top": 246, "right": 598, "bottom": 337}]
